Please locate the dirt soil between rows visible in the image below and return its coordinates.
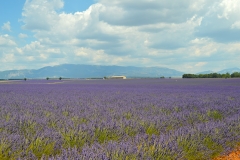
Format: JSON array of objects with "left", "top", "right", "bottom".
[{"left": 213, "top": 147, "right": 240, "bottom": 160}]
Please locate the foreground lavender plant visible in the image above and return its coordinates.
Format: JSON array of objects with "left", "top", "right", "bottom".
[{"left": 0, "top": 78, "right": 239, "bottom": 159}]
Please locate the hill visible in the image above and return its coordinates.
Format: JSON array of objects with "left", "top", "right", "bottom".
[{"left": 0, "top": 64, "right": 184, "bottom": 79}]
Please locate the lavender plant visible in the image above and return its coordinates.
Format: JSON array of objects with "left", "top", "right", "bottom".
[{"left": 0, "top": 78, "right": 239, "bottom": 159}]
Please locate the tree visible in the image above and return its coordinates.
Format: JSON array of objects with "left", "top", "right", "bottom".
[
  {"left": 182, "top": 74, "right": 197, "bottom": 78},
  {"left": 211, "top": 73, "right": 221, "bottom": 78},
  {"left": 221, "top": 73, "right": 231, "bottom": 79},
  {"left": 24, "top": 78, "right": 27, "bottom": 81},
  {"left": 231, "top": 72, "right": 240, "bottom": 78},
  {"left": 46, "top": 77, "right": 49, "bottom": 80},
  {"left": 226, "top": 72, "right": 231, "bottom": 78},
  {"left": 59, "top": 77, "right": 62, "bottom": 80}
]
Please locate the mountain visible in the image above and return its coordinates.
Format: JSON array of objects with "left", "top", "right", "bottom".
[
  {"left": 195, "top": 68, "right": 240, "bottom": 75},
  {"left": 197, "top": 70, "right": 214, "bottom": 74},
  {"left": 218, "top": 67, "right": 240, "bottom": 74},
  {"left": 0, "top": 64, "right": 184, "bottom": 79}
]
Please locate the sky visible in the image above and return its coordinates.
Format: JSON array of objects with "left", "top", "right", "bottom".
[{"left": 0, "top": 0, "right": 240, "bottom": 73}]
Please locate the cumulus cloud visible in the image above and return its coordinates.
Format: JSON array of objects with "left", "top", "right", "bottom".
[
  {"left": 195, "top": 62, "right": 207, "bottom": 67},
  {"left": 195, "top": 0, "right": 240, "bottom": 43},
  {"left": 22, "top": 0, "right": 64, "bottom": 31},
  {"left": 231, "top": 21, "right": 240, "bottom": 29},
  {"left": 1, "top": 21, "right": 11, "bottom": 31},
  {"left": 1, "top": 53, "right": 15, "bottom": 63},
  {"left": 18, "top": 33, "right": 28, "bottom": 38},
  {"left": 98, "top": 0, "right": 207, "bottom": 26},
  {"left": 4, "top": 0, "right": 238, "bottom": 73},
  {"left": 217, "top": 0, "right": 240, "bottom": 19},
  {"left": 0, "top": 34, "right": 16, "bottom": 47}
]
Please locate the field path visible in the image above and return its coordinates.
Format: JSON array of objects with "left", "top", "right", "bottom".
[{"left": 214, "top": 147, "right": 240, "bottom": 160}]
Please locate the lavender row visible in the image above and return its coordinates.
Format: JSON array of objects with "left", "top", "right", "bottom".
[{"left": 0, "top": 79, "right": 240, "bottom": 159}]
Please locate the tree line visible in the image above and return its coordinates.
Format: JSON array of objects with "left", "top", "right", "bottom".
[{"left": 182, "top": 72, "right": 240, "bottom": 78}]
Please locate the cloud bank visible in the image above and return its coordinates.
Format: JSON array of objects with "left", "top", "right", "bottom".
[
  {"left": 1, "top": 0, "right": 240, "bottom": 73},
  {"left": 1, "top": 21, "right": 11, "bottom": 31}
]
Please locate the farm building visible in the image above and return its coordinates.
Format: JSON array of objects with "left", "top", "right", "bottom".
[{"left": 108, "top": 76, "right": 127, "bottom": 79}]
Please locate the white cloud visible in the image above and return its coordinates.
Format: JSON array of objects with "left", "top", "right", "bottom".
[
  {"left": 22, "top": 0, "right": 64, "bottom": 31},
  {"left": 0, "top": 34, "right": 16, "bottom": 47},
  {"left": 196, "top": 0, "right": 240, "bottom": 43},
  {"left": 231, "top": 21, "right": 240, "bottom": 29},
  {"left": 1, "top": 22, "right": 11, "bottom": 31},
  {"left": 46, "top": 48, "right": 61, "bottom": 54},
  {"left": 40, "top": 54, "right": 48, "bottom": 59},
  {"left": 190, "top": 39, "right": 218, "bottom": 57},
  {"left": 74, "top": 47, "right": 126, "bottom": 65},
  {"left": 218, "top": 0, "right": 240, "bottom": 19},
  {"left": 1, "top": 0, "right": 238, "bottom": 73},
  {"left": 98, "top": 0, "right": 206, "bottom": 26},
  {"left": 18, "top": 33, "right": 28, "bottom": 38},
  {"left": 16, "top": 48, "right": 23, "bottom": 54},
  {"left": 75, "top": 48, "right": 89, "bottom": 57},
  {"left": 1, "top": 54, "right": 15, "bottom": 63},
  {"left": 26, "top": 56, "right": 35, "bottom": 61},
  {"left": 22, "top": 41, "right": 43, "bottom": 52},
  {"left": 195, "top": 62, "right": 207, "bottom": 67}
]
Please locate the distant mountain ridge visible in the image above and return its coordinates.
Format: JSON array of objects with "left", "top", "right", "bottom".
[
  {"left": 198, "top": 67, "right": 240, "bottom": 75},
  {"left": 197, "top": 70, "right": 214, "bottom": 74},
  {"left": 218, "top": 67, "right": 240, "bottom": 74},
  {"left": 0, "top": 64, "right": 184, "bottom": 79},
  {"left": 1, "top": 64, "right": 239, "bottom": 79}
]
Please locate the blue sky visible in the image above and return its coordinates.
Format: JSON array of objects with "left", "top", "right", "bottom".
[{"left": 0, "top": 0, "right": 240, "bottom": 73}]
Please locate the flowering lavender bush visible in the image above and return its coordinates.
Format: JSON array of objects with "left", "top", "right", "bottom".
[{"left": 0, "top": 79, "right": 240, "bottom": 159}]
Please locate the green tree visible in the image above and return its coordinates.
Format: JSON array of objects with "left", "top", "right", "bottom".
[
  {"left": 182, "top": 74, "right": 197, "bottom": 78},
  {"left": 231, "top": 72, "right": 240, "bottom": 78}
]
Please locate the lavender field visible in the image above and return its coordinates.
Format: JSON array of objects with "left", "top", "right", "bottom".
[{"left": 0, "top": 79, "right": 240, "bottom": 159}]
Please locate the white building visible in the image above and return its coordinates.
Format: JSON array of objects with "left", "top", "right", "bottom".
[{"left": 109, "top": 76, "right": 127, "bottom": 79}]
